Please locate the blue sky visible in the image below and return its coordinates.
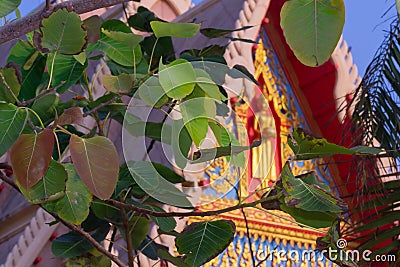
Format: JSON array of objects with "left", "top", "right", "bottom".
[{"left": 18, "top": 0, "right": 396, "bottom": 75}]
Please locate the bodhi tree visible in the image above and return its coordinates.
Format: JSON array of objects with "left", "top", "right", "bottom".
[{"left": 0, "top": 0, "right": 396, "bottom": 266}]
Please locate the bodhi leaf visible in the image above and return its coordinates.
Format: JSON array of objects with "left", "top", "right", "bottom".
[
  {"left": 151, "top": 21, "right": 200, "bottom": 38},
  {"left": 19, "top": 159, "right": 67, "bottom": 204},
  {"left": 44, "top": 164, "right": 92, "bottom": 225},
  {"left": 137, "top": 76, "right": 169, "bottom": 108},
  {"left": 7, "top": 40, "right": 46, "bottom": 100},
  {"left": 280, "top": 204, "right": 338, "bottom": 228},
  {"left": 127, "top": 161, "right": 192, "bottom": 208},
  {"left": 48, "top": 53, "right": 87, "bottom": 93},
  {"left": 120, "top": 216, "right": 149, "bottom": 250},
  {"left": 280, "top": 163, "right": 347, "bottom": 213},
  {"left": 280, "top": 0, "right": 345, "bottom": 67},
  {"left": 180, "top": 96, "right": 216, "bottom": 147},
  {"left": 0, "top": 0, "right": 21, "bottom": 17},
  {"left": 159, "top": 59, "right": 196, "bottom": 99},
  {"left": 97, "top": 20, "right": 142, "bottom": 67},
  {"left": 10, "top": 128, "right": 54, "bottom": 189},
  {"left": 70, "top": 135, "right": 119, "bottom": 200},
  {"left": 192, "top": 140, "right": 262, "bottom": 163},
  {"left": 31, "top": 94, "right": 59, "bottom": 125},
  {"left": 176, "top": 220, "right": 236, "bottom": 266},
  {"left": 144, "top": 205, "right": 177, "bottom": 232},
  {"left": 0, "top": 103, "right": 28, "bottom": 157},
  {"left": 200, "top": 25, "right": 253, "bottom": 38},
  {"left": 102, "top": 73, "right": 133, "bottom": 93},
  {"left": 101, "top": 29, "right": 143, "bottom": 48},
  {"left": 171, "top": 119, "right": 192, "bottom": 169},
  {"left": 36, "top": 9, "right": 87, "bottom": 54},
  {"left": 51, "top": 217, "right": 109, "bottom": 257},
  {"left": 0, "top": 67, "right": 21, "bottom": 103},
  {"left": 288, "top": 128, "right": 383, "bottom": 160}
]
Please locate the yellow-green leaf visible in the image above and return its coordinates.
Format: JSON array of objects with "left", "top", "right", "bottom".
[
  {"left": 102, "top": 73, "right": 133, "bottom": 93},
  {"left": 151, "top": 21, "right": 200, "bottom": 38},
  {"left": 280, "top": 0, "right": 345, "bottom": 66},
  {"left": 0, "top": 67, "right": 21, "bottom": 103},
  {"left": 0, "top": 103, "right": 27, "bottom": 157}
]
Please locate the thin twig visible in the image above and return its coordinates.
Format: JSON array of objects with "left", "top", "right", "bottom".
[
  {"left": 0, "top": 163, "right": 12, "bottom": 170},
  {"left": 121, "top": 203, "right": 134, "bottom": 267},
  {"left": 106, "top": 196, "right": 279, "bottom": 218},
  {"left": 19, "top": 81, "right": 66, "bottom": 107},
  {"left": 83, "top": 96, "right": 119, "bottom": 117},
  {"left": 0, "top": 0, "right": 135, "bottom": 45}
]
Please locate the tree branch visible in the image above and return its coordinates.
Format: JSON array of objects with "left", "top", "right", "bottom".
[
  {"left": 0, "top": 0, "right": 135, "bottom": 45},
  {"left": 83, "top": 96, "right": 119, "bottom": 117},
  {"left": 0, "top": 168, "right": 127, "bottom": 267},
  {"left": 106, "top": 197, "right": 279, "bottom": 218}
]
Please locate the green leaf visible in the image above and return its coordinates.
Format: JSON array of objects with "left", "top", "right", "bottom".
[
  {"left": 288, "top": 128, "right": 382, "bottom": 160},
  {"left": 73, "top": 52, "right": 87, "bottom": 65},
  {"left": 52, "top": 220, "right": 109, "bottom": 258},
  {"left": 280, "top": 0, "right": 345, "bottom": 66},
  {"left": 97, "top": 20, "right": 142, "bottom": 67},
  {"left": 159, "top": 59, "right": 196, "bottom": 99},
  {"left": 37, "top": 9, "right": 87, "bottom": 54},
  {"left": 124, "top": 113, "right": 172, "bottom": 144},
  {"left": 48, "top": 53, "right": 87, "bottom": 93},
  {"left": 127, "top": 161, "right": 192, "bottom": 207},
  {"left": 19, "top": 160, "right": 67, "bottom": 204},
  {"left": 31, "top": 94, "right": 59, "bottom": 125},
  {"left": 7, "top": 40, "right": 46, "bottom": 100},
  {"left": 127, "top": 6, "right": 160, "bottom": 32},
  {"left": 101, "top": 29, "right": 143, "bottom": 48},
  {"left": 52, "top": 232, "right": 92, "bottom": 258},
  {"left": 10, "top": 128, "right": 54, "bottom": 189},
  {"left": 91, "top": 199, "right": 121, "bottom": 222},
  {"left": 0, "top": 103, "right": 27, "bottom": 157},
  {"left": 120, "top": 216, "right": 149, "bottom": 249},
  {"left": 200, "top": 26, "right": 253, "bottom": 38},
  {"left": 176, "top": 220, "right": 235, "bottom": 266},
  {"left": 192, "top": 140, "right": 262, "bottom": 163},
  {"left": 0, "top": 0, "right": 21, "bottom": 17},
  {"left": 102, "top": 73, "right": 133, "bottom": 93},
  {"left": 70, "top": 135, "right": 119, "bottom": 200},
  {"left": 230, "top": 64, "right": 260, "bottom": 86},
  {"left": 280, "top": 204, "right": 337, "bottom": 228},
  {"left": 44, "top": 164, "right": 92, "bottom": 225},
  {"left": 151, "top": 21, "right": 200, "bottom": 38},
  {"left": 281, "top": 163, "right": 347, "bottom": 213},
  {"left": 172, "top": 119, "right": 192, "bottom": 169},
  {"left": 145, "top": 205, "right": 176, "bottom": 232},
  {"left": 152, "top": 162, "right": 186, "bottom": 184},
  {"left": 0, "top": 67, "right": 21, "bottom": 103},
  {"left": 137, "top": 76, "right": 169, "bottom": 108},
  {"left": 194, "top": 69, "right": 222, "bottom": 100},
  {"left": 180, "top": 96, "right": 216, "bottom": 147}
]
